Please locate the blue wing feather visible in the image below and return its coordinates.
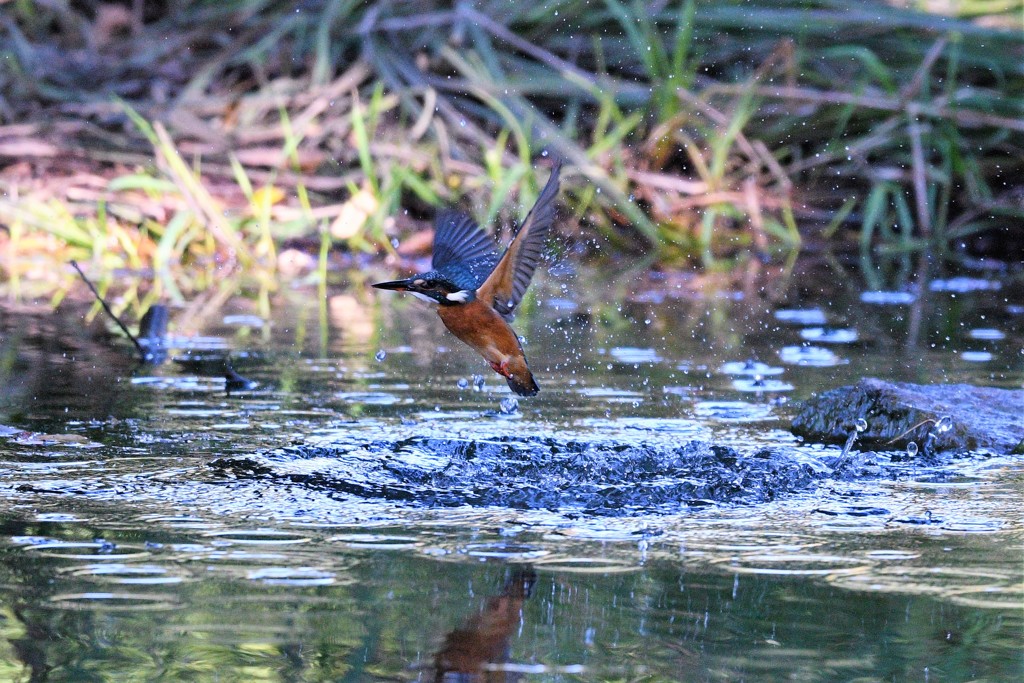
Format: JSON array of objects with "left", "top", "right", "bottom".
[
  {"left": 430, "top": 210, "right": 500, "bottom": 291},
  {"left": 432, "top": 211, "right": 497, "bottom": 272}
]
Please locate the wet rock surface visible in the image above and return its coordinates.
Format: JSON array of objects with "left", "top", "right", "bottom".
[
  {"left": 792, "top": 379, "right": 1024, "bottom": 455},
  {"left": 212, "top": 432, "right": 988, "bottom": 516}
]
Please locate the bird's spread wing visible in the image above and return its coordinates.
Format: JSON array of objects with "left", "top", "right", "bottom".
[
  {"left": 432, "top": 211, "right": 498, "bottom": 272},
  {"left": 477, "top": 163, "right": 561, "bottom": 317}
]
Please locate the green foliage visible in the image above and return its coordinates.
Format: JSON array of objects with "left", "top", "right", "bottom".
[{"left": 0, "top": 0, "right": 1022, "bottom": 296}]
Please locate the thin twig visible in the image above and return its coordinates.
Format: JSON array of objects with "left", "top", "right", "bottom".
[
  {"left": 707, "top": 83, "right": 1024, "bottom": 132},
  {"left": 884, "top": 418, "right": 936, "bottom": 445},
  {"left": 899, "top": 38, "right": 948, "bottom": 105},
  {"left": 70, "top": 260, "right": 147, "bottom": 361},
  {"left": 460, "top": 6, "right": 599, "bottom": 88}
]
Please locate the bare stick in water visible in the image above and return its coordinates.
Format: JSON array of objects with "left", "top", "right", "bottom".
[{"left": 69, "top": 260, "right": 147, "bottom": 361}]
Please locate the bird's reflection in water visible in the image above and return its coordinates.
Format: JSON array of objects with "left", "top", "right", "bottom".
[{"left": 433, "top": 567, "right": 537, "bottom": 683}]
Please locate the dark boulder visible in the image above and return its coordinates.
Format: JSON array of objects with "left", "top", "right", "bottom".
[{"left": 792, "top": 378, "right": 1024, "bottom": 454}]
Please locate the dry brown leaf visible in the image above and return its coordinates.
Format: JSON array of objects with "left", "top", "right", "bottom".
[{"left": 330, "top": 187, "right": 378, "bottom": 241}]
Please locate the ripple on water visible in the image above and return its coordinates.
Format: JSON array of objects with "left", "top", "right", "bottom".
[
  {"left": 246, "top": 567, "right": 335, "bottom": 586},
  {"left": 608, "top": 347, "right": 664, "bottom": 363},
  {"left": 574, "top": 387, "right": 645, "bottom": 401},
  {"left": 573, "top": 417, "right": 707, "bottom": 438},
  {"left": 488, "top": 663, "right": 587, "bottom": 676},
  {"left": 945, "top": 584, "right": 1024, "bottom": 610},
  {"left": 940, "top": 518, "right": 1005, "bottom": 532},
  {"left": 799, "top": 327, "right": 859, "bottom": 344},
  {"left": 693, "top": 401, "right": 775, "bottom": 422},
  {"left": 328, "top": 533, "right": 421, "bottom": 550},
  {"left": 412, "top": 409, "right": 488, "bottom": 421},
  {"left": 774, "top": 308, "right": 827, "bottom": 325},
  {"left": 719, "top": 360, "right": 785, "bottom": 376},
  {"left": 676, "top": 528, "right": 821, "bottom": 555},
  {"left": 165, "top": 403, "right": 236, "bottom": 417},
  {"left": 929, "top": 277, "right": 1001, "bottom": 292},
  {"left": 462, "top": 542, "right": 551, "bottom": 561},
  {"left": 812, "top": 505, "right": 891, "bottom": 518},
  {"left": 138, "top": 515, "right": 221, "bottom": 530},
  {"left": 778, "top": 345, "right": 848, "bottom": 367},
  {"left": 827, "top": 565, "right": 1020, "bottom": 608},
  {"left": 21, "top": 540, "right": 151, "bottom": 561},
  {"left": 203, "top": 529, "right": 312, "bottom": 545},
  {"left": 859, "top": 550, "right": 921, "bottom": 561},
  {"left": 859, "top": 290, "right": 917, "bottom": 305},
  {"left": 713, "top": 553, "right": 872, "bottom": 577},
  {"left": 731, "top": 378, "right": 794, "bottom": 392},
  {"left": 130, "top": 377, "right": 225, "bottom": 392},
  {"left": 34, "top": 512, "right": 86, "bottom": 523},
  {"left": 967, "top": 328, "right": 1006, "bottom": 340},
  {"left": 46, "top": 592, "right": 179, "bottom": 611},
  {"left": 184, "top": 550, "right": 291, "bottom": 565},
  {"left": 68, "top": 563, "right": 186, "bottom": 585},
  {"left": 532, "top": 557, "right": 643, "bottom": 574},
  {"left": 334, "top": 391, "right": 403, "bottom": 405}
]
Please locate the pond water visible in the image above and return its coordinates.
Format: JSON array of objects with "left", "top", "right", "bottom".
[{"left": 0, "top": 256, "right": 1021, "bottom": 682}]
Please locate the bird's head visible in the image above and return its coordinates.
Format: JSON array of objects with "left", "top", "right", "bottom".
[{"left": 372, "top": 271, "right": 475, "bottom": 305}]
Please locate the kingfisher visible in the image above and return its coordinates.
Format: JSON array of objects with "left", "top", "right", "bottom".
[{"left": 373, "top": 162, "right": 561, "bottom": 396}]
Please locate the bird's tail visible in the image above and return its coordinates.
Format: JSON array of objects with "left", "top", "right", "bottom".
[{"left": 504, "top": 356, "right": 539, "bottom": 396}]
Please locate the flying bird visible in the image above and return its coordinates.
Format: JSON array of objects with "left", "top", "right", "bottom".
[{"left": 373, "top": 163, "right": 561, "bottom": 396}]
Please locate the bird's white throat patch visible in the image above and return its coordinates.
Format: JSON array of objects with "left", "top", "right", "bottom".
[{"left": 445, "top": 290, "right": 472, "bottom": 303}]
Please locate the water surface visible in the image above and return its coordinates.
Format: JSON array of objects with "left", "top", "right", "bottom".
[{"left": 0, "top": 258, "right": 1021, "bottom": 681}]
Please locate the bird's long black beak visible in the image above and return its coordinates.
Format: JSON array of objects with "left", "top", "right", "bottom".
[{"left": 371, "top": 278, "right": 412, "bottom": 291}]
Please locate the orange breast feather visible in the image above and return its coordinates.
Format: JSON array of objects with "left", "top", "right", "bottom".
[{"left": 437, "top": 301, "right": 523, "bottom": 364}]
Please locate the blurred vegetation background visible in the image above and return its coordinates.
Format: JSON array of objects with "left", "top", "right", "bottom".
[{"left": 0, "top": 0, "right": 1022, "bottom": 303}]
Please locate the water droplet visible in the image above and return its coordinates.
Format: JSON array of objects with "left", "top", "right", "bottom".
[
  {"left": 906, "top": 441, "right": 919, "bottom": 456},
  {"left": 499, "top": 397, "right": 519, "bottom": 414},
  {"left": 457, "top": 378, "right": 469, "bottom": 390},
  {"left": 472, "top": 375, "right": 485, "bottom": 391},
  {"left": 854, "top": 418, "right": 867, "bottom": 432},
  {"left": 374, "top": 349, "right": 387, "bottom": 362},
  {"left": 935, "top": 416, "right": 952, "bottom": 433}
]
